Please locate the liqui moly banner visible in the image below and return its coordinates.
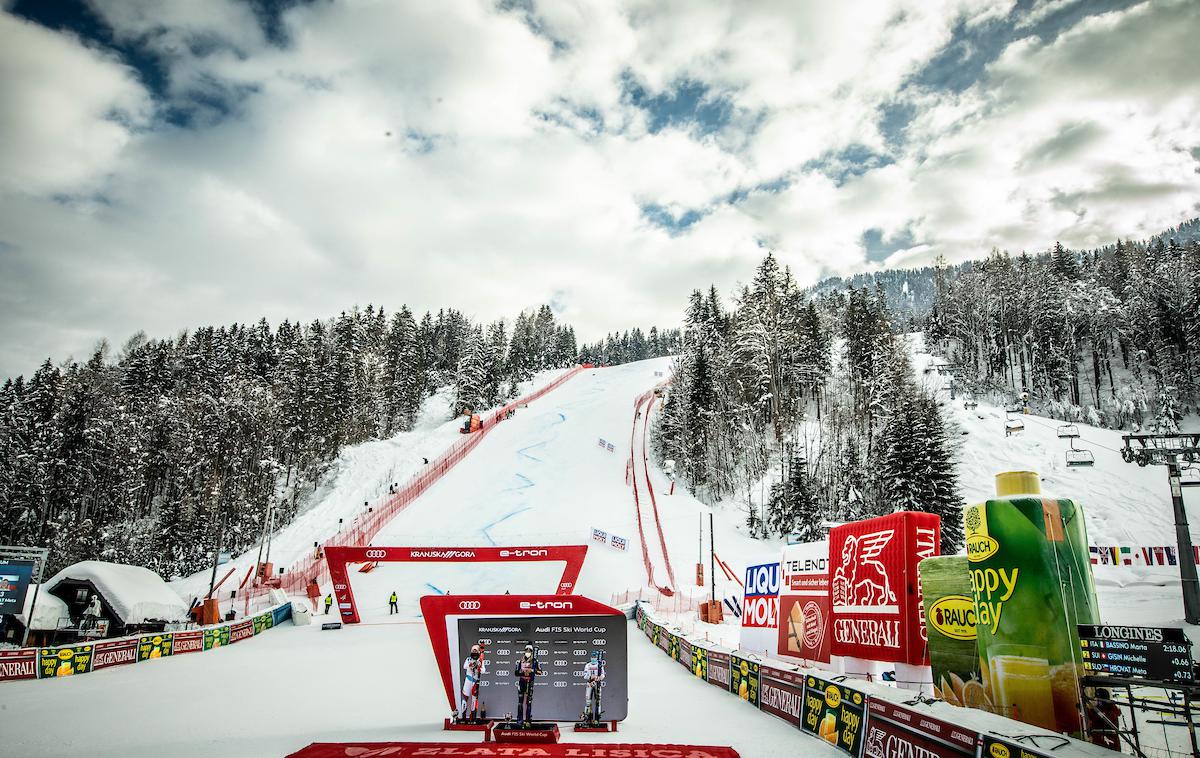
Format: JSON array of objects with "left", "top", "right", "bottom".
[
  {"left": 829, "top": 512, "right": 940, "bottom": 665},
  {"left": 778, "top": 540, "right": 831, "bottom": 663},
  {"left": 738, "top": 559, "right": 780, "bottom": 655}
]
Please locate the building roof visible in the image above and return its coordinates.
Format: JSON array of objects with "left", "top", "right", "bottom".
[
  {"left": 45, "top": 561, "right": 188, "bottom": 624},
  {"left": 15, "top": 585, "right": 69, "bottom": 631}
]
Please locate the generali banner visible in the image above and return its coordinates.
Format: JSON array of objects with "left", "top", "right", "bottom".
[
  {"left": 758, "top": 665, "right": 804, "bottom": 727},
  {"left": 862, "top": 698, "right": 978, "bottom": 758},
  {"left": 778, "top": 540, "right": 831, "bottom": 664},
  {"left": 0, "top": 648, "right": 37, "bottom": 681},
  {"left": 829, "top": 512, "right": 940, "bottom": 664},
  {"left": 706, "top": 650, "right": 731, "bottom": 692},
  {"left": 92, "top": 638, "right": 138, "bottom": 670}
]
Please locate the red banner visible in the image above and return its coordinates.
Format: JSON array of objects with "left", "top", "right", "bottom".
[
  {"left": 229, "top": 620, "right": 253, "bottom": 644},
  {"left": 0, "top": 648, "right": 37, "bottom": 681},
  {"left": 829, "top": 512, "right": 940, "bottom": 664},
  {"left": 863, "top": 698, "right": 978, "bottom": 758},
  {"left": 172, "top": 630, "right": 204, "bottom": 655},
  {"left": 92, "top": 638, "right": 138, "bottom": 670},
  {"left": 758, "top": 666, "right": 804, "bottom": 726},
  {"left": 706, "top": 650, "right": 732, "bottom": 692},
  {"left": 288, "top": 744, "right": 741, "bottom": 758},
  {"left": 778, "top": 541, "right": 831, "bottom": 663},
  {"left": 325, "top": 545, "right": 587, "bottom": 624}
]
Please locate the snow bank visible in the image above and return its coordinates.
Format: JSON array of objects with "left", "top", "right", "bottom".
[
  {"left": 15, "top": 585, "right": 69, "bottom": 630},
  {"left": 46, "top": 561, "right": 188, "bottom": 624}
]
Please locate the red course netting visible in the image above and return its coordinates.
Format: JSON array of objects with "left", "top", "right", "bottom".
[
  {"left": 629, "top": 385, "right": 676, "bottom": 596},
  {"left": 247, "top": 365, "right": 588, "bottom": 605}
]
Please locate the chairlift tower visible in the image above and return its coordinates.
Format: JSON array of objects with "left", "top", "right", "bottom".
[{"left": 1121, "top": 433, "right": 1200, "bottom": 623}]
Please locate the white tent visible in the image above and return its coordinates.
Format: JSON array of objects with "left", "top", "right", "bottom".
[{"left": 45, "top": 561, "right": 188, "bottom": 625}]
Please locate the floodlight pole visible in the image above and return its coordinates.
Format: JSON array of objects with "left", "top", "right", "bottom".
[{"left": 1166, "top": 455, "right": 1200, "bottom": 624}]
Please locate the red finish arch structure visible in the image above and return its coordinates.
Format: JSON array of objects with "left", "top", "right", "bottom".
[{"left": 324, "top": 545, "right": 588, "bottom": 624}]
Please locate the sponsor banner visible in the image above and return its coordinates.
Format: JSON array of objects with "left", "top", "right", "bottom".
[
  {"left": 965, "top": 496, "right": 1099, "bottom": 734},
  {"left": 801, "top": 675, "right": 867, "bottom": 757},
  {"left": 706, "top": 650, "right": 731, "bottom": 692},
  {"left": 740, "top": 559, "right": 780, "bottom": 655},
  {"left": 172, "top": 630, "right": 204, "bottom": 655},
  {"left": 0, "top": 648, "right": 38, "bottom": 681},
  {"left": 38, "top": 644, "right": 94, "bottom": 678},
  {"left": 758, "top": 665, "right": 804, "bottom": 726},
  {"left": 253, "top": 611, "right": 274, "bottom": 635},
  {"left": 730, "top": 654, "right": 760, "bottom": 707},
  {"left": 668, "top": 633, "right": 680, "bottom": 661},
  {"left": 454, "top": 612, "right": 629, "bottom": 721},
  {"left": 978, "top": 735, "right": 1054, "bottom": 758},
  {"left": 271, "top": 602, "right": 293, "bottom": 627},
  {"left": 93, "top": 638, "right": 139, "bottom": 670},
  {"left": 203, "top": 625, "right": 231, "bottom": 650},
  {"left": 591, "top": 528, "right": 608, "bottom": 544},
  {"left": 0, "top": 558, "right": 35, "bottom": 615},
  {"left": 287, "top": 742, "right": 743, "bottom": 758},
  {"left": 919, "top": 555, "right": 987, "bottom": 712},
  {"left": 692, "top": 646, "right": 708, "bottom": 679},
  {"left": 657, "top": 627, "right": 671, "bottom": 654},
  {"left": 830, "top": 512, "right": 940, "bottom": 665},
  {"left": 863, "top": 698, "right": 978, "bottom": 758},
  {"left": 610, "top": 535, "right": 628, "bottom": 552},
  {"left": 678, "top": 638, "right": 692, "bottom": 670},
  {"left": 229, "top": 619, "right": 253, "bottom": 644},
  {"left": 137, "top": 633, "right": 173, "bottom": 661},
  {"left": 778, "top": 541, "right": 831, "bottom": 663}
]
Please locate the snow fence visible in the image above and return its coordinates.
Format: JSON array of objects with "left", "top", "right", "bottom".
[
  {"left": 633, "top": 602, "right": 1112, "bottom": 758},
  {"left": 0, "top": 602, "right": 293, "bottom": 683},
  {"left": 254, "top": 365, "right": 590, "bottom": 603}
]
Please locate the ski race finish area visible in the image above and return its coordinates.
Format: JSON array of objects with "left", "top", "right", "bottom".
[
  {"left": 287, "top": 744, "right": 741, "bottom": 757},
  {"left": 326, "top": 546, "right": 588, "bottom": 624},
  {"left": 420, "top": 594, "right": 628, "bottom": 721}
]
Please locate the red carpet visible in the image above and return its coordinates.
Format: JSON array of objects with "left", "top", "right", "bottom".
[{"left": 287, "top": 743, "right": 740, "bottom": 757}]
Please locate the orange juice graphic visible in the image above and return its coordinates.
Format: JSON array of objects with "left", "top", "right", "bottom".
[
  {"left": 990, "top": 648, "right": 1056, "bottom": 730},
  {"left": 56, "top": 651, "right": 75, "bottom": 677},
  {"left": 818, "top": 712, "right": 838, "bottom": 743}
]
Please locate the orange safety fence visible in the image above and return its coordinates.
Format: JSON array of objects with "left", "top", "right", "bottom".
[{"left": 243, "top": 365, "right": 589, "bottom": 612}]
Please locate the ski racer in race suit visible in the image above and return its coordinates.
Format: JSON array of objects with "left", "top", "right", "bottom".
[
  {"left": 460, "top": 644, "right": 485, "bottom": 719},
  {"left": 582, "top": 651, "right": 605, "bottom": 721},
  {"left": 514, "top": 644, "right": 543, "bottom": 723}
]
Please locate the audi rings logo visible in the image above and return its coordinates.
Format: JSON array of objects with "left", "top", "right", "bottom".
[
  {"left": 459, "top": 601, "right": 482, "bottom": 610},
  {"left": 364, "top": 549, "right": 387, "bottom": 559}
]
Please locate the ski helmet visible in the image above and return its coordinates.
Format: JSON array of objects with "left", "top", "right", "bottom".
[{"left": 590, "top": 651, "right": 599, "bottom": 661}]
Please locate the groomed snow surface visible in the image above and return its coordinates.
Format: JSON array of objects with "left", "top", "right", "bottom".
[{"left": 2, "top": 353, "right": 1194, "bottom": 756}]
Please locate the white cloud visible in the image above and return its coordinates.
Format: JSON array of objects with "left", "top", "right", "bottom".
[
  {"left": 0, "top": 0, "right": 1197, "bottom": 377},
  {"left": 0, "top": 13, "right": 151, "bottom": 195}
]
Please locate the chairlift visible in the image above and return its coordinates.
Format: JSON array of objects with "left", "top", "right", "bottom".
[
  {"left": 964, "top": 397, "right": 978, "bottom": 410},
  {"left": 1005, "top": 419, "right": 1025, "bottom": 436},
  {"left": 941, "top": 382, "right": 952, "bottom": 391},
  {"left": 1180, "top": 467, "right": 1200, "bottom": 487},
  {"left": 1065, "top": 448, "right": 1095, "bottom": 467},
  {"left": 1057, "top": 424, "right": 1080, "bottom": 439}
]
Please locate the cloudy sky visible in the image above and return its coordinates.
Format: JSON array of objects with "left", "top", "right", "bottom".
[{"left": 1, "top": 0, "right": 1198, "bottom": 378}]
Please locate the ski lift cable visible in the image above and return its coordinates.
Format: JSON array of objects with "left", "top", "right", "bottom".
[{"left": 1017, "top": 413, "right": 1123, "bottom": 455}]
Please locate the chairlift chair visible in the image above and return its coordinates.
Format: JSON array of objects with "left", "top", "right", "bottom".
[
  {"left": 1057, "top": 424, "right": 1080, "bottom": 439},
  {"left": 1005, "top": 419, "right": 1025, "bottom": 436},
  {"left": 1065, "top": 448, "right": 1095, "bottom": 467},
  {"left": 964, "top": 398, "right": 978, "bottom": 410}
]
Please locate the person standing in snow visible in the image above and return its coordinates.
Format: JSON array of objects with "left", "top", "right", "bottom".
[
  {"left": 460, "top": 643, "right": 486, "bottom": 719},
  {"left": 324, "top": 594, "right": 333, "bottom": 615},
  {"left": 581, "top": 651, "right": 605, "bottom": 721},
  {"left": 514, "top": 644, "right": 543, "bottom": 724},
  {"left": 388, "top": 592, "right": 398, "bottom": 614}
]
